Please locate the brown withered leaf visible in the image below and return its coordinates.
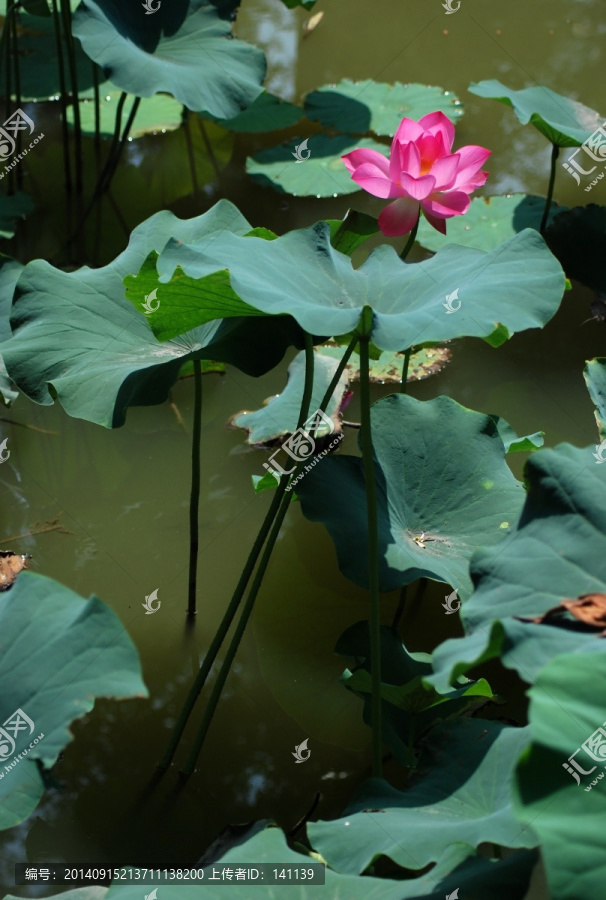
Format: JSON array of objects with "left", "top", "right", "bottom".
[
  {"left": 0, "top": 551, "right": 31, "bottom": 592},
  {"left": 516, "top": 593, "right": 606, "bottom": 634}
]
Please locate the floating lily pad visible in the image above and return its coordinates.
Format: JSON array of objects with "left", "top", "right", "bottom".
[
  {"left": 544, "top": 204, "right": 606, "bottom": 292},
  {"left": 247, "top": 134, "right": 389, "bottom": 197},
  {"left": 429, "top": 443, "right": 606, "bottom": 694},
  {"left": 309, "top": 718, "right": 536, "bottom": 875},
  {"left": 468, "top": 80, "right": 604, "bottom": 147},
  {"left": 584, "top": 357, "right": 606, "bottom": 440},
  {"left": 206, "top": 91, "right": 303, "bottom": 133},
  {"left": 72, "top": 0, "right": 266, "bottom": 119},
  {"left": 230, "top": 350, "right": 348, "bottom": 446},
  {"left": 297, "top": 394, "right": 525, "bottom": 600},
  {"left": 153, "top": 221, "right": 565, "bottom": 352},
  {"left": 2, "top": 201, "right": 302, "bottom": 427},
  {"left": 514, "top": 652, "right": 606, "bottom": 900},
  {"left": 417, "top": 194, "right": 567, "bottom": 253},
  {"left": 0, "top": 571, "right": 146, "bottom": 830},
  {"left": 304, "top": 80, "right": 463, "bottom": 137},
  {"left": 318, "top": 343, "right": 451, "bottom": 384},
  {"left": 67, "top": 90, "right": 184, "bottom": 138}
]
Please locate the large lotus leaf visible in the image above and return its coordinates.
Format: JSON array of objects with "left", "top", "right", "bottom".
[
  {"left": 585, "top": 358, "right": 606, "bottom": 440},
  {"left": 247, "top": 134, "right": 389, "bottom": 198},
  {"left": 429, "top": 443, "right": 606, "bottom": 694},
  {"left": 153, "top": 221, "right": 566, "bottom": 351},
  {"left": 206, "top": 91, "right": 303, "bottom": 133},
  {"left": 2, "top": 201, "right": 301, "bottom": 427},
  {"left": 309, "top": 718, "right": 536, "bottom": 875},
  {"left": 468, "top": 80, "right": 604, "bottom": 147},
  {"left": 231, "top": 350, "right": 348, "bottom": 446},
  {"left": 304, "top": 80, "right": 463, "bottom": 137},
  {"left": 0, "top": 572, "right": 146, "bottom": 830},
  {"left": 0, "top": 257, "right": 24, "bottom": 406},
  {"left": 7, "top": 11, "right": 100, "bottom": 99},
  {"left": 68, "top": 90, "right": 184, "bottom": 138},
  {"left": 297, "top": 394, "right": 524, "bottom": 599},
  {"left": 103, "top": 827, "right": 537, "bottom": 900},
  {"left": 544, "top": 205, "right": 606, "bottom": 292},
  {"left": 72, "top": 0, "right": 266, "bottom": 119},
  {"left": 514, "top": 652, "right": 606, "bottom": 900},
  {"left": 417, "top": 194, "right": 567, "bottom": 253}
]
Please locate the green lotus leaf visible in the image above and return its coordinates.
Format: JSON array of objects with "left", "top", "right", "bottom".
[
  {"left": 5, "top": 10, "right": 100, "bottom": 99},
  {"left": 0, "top": 192, "right": 34, "bottom": 240},
  {"left": 72, "top": 0, "right": 266, "bottom": 119},
  {"left": 417, "top": 194, "right": 567, "bottom": 253},
  {"left": 336, "top": 621, "right": 493, "bottom": 766},
  {"left": 2, "top": 201, "right": 301, "bottom": 427},
  {"left": 468, "top": 80, "right": 604, "bottom": 147},
  {"left": 206, "top": 91, "right": 303, "bottom": 133},
  {"left": 297, "top": 394, "right": 525, "bottom": 599},
  {"left": 247, "top": 134, "right": 389, "bottom": 197},
  {"left": 68, "top": 89, "right": 184, "bottom": 138},
  {"left": 544, "top": 205, "right": 606, "bottom": 292},
  {"left": 0, "top": 571, "right": 146, "bottom": 830},
  {"left": 327, "top": 209, "right": 380, "bottom": 255},
  {"left": 0, "top": 256, "right": 24, "bottom": 406},
  {"left": 514, "top": 653, "right": 606, "bottom": 900},
  {"left": 155, "top": 222, "right": 565, "bottom": 352},
  {"left": 231, "top": 350, "right": 348, "bottom": 446},
  {"left": 304, "top": 80, "right": 463, "bottom": 137},
  {"left": 584, "top": 357, "right": 606, "bottom": 440},
  {"left": 103, "top": 826, "right": 537, "bottom": 899},
  {"left": 429, "top": 443, "right": 606, "bottom": 693},
  {"left": 488, "top": 414, "right": 544, "bottom": 453},
  {"left": 309, "top": 718, "right": 537, "bottom": 875}
]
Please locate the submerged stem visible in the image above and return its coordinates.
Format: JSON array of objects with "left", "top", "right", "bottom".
[
  {"left": 540, "top": 143, "right": 560, "bottom": 234},
  {"left": 187, "top": 358, "right": 203, "bottom": 619},
  {"left": 359, "top": 334, "right": 383, "bottom": 779}
]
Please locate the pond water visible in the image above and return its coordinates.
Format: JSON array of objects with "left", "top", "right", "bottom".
[{"left": 1, "top": 0, "right": 605, "bottom": 894}]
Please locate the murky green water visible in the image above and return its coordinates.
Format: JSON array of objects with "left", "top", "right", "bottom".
[{"left": 1, "top": 0, "right": 605, "bottom": 894}]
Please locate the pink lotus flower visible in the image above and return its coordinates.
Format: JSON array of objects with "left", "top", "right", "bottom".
[{"left": 342, "top": 111, "right": 490, "bottom": 237}]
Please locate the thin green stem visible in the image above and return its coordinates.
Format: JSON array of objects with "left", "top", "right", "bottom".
[
  {"left": 319, "top": 332, "right": 359, "bottom": 411},
  {"left": 157, "top": 335, "right": 316, "bottom": 771},
  {"left": 92, "top": 64, "right": 101, "bottom": 158},
  {"left": 187, "top": 359, "right": 203, "bottom": 619},
  {"left": 0, "top": 3, "right": 20, "bottom": 81},
  {"left": 4, "top": 2, "right": 12, "bottom": 194},
  {"left": 59, "top": 0, "right": 81, "bottom": 195},
  {"left": 49, "top": 0, "right": 71, "bottom": 196},
  {"left": 399, "top": 347, "right": 411, "bottom": 394},
  {"left": 359, "top": 334, "right": 382, "bottom": 779},
  {"left": 197, "top": 116, "right": 222, "bottom": 182},
  {"left": 540, "top": 143, "right": 560, "bottom": 234},
  {"left": 399, "top": 214, "right": 420, "bottom": 261}
]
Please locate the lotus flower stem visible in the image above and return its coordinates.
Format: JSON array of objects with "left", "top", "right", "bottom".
[
  {"left": 158, "top": 334, "right": 317, "bottom": 769},
  {"left": 392, "top": 584, "right": 407, "bottom": 632},
  {"left": 359, "top": 333, "right": 383, "bottom": 779},
  {"left": 400, "top": 347, "right": 412, "bottom": 393},
  {"left": 399, "top": 214, "right": 420, "bottom": 260},
  {"left": 540, "top": 143, "right": 560, "bottom": 234},
  {"left": 4, "top": 4, "right": 12, "bottom": 194},
  {"left": 182, "top": 109, "right": 200, "bottom": 196},
  {"left": 59, "top": 0, "right": 82, "bottom": 197},
  {"left": 197, "top": 117, "right": 222, "bottom": 182},
  {"left": 187, "top": 358, "right": 203, "bottom": 618}
]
